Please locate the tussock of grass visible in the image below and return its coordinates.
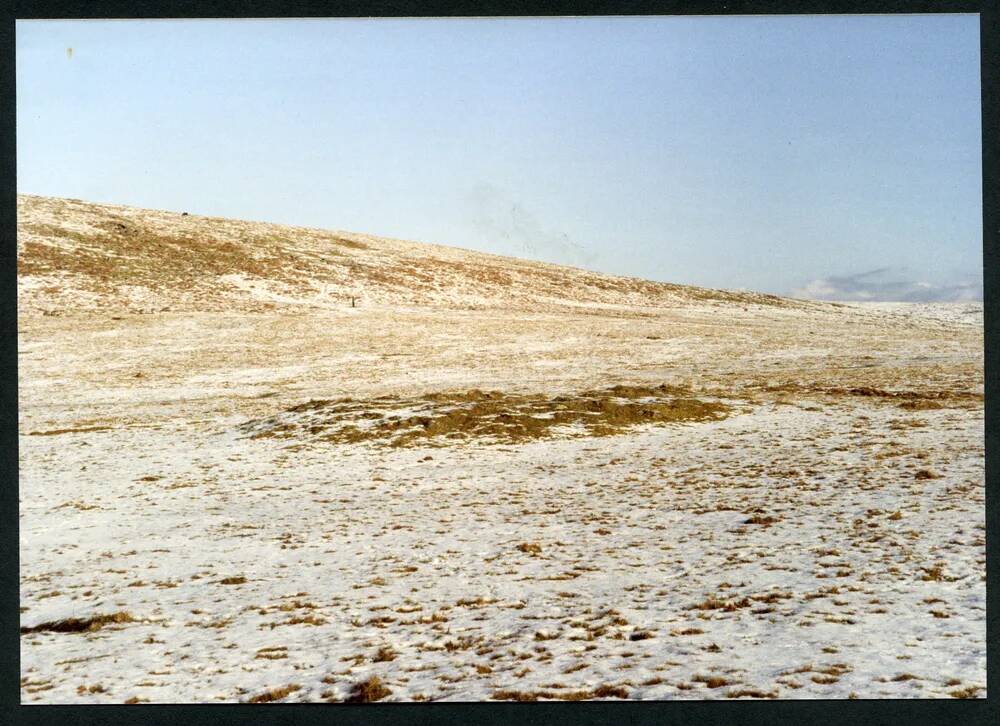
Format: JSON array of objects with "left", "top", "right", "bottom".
[
  {"left": 345, "top": 676, "right": 392, "bottom": 703},
  {"left": 743, "top": 515, "right": 779, "bottom": 527},
  {"left": 20, "top": 611, "right": 135, "bottom": 634},
  {"left": 247, "top": 684, "right": 300, "bottom": 703},
  {"left": 492, "top": 684, "right": 629, "bottom": 701},
  {"left": 693, "top": 674, "right": 732, "bottom": 688},
  {"left": 670, "top": 627, "right": 704, "bottom": 636},
  {"left": 629, "top": 630, "right": 655, "bottom": 641},
  {"left": 949, "top": 685, "right": 982, "bottom": 699},
  {"left": 811, "top": 675, "right": 839, "bottom": 684},
  {"left": 255, "top": 646, "right": 288, "bottom": 660},
  {"left": 266, "top": 614, "right": 327, "bottom": 628},
  {"left": 919, "top": 564, "right": 952, "bottom": 582},
  {"left": 690, "top": 595, "right": 752, "bottom": 611},
  {"left": 534, "top": 630, "right": 560, "bottom": 641},
  {"left": 759, "top": 383, "right": 981, "bottom": 409},
  {"left": 726, "top": 688, "right": 778, "bottom": 699},
  {"left": 593, "top": 684, "right": 630, "bottom": 699},
  {"left": 28, "top": 425, "right": 112, "bottom": 436}
]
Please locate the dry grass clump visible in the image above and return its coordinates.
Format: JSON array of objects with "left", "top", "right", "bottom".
[
  {"left": 345, "top": 676, "right": 392, "bottom": 703},
  {"left": 726, "top": 688, "right": 778, "bottom": 699},
  {"left": 629, "top": 630, "right": 655, "bottom": 641},
  {"left": 949, "top": 685, "right": 982, "bottom": 699},
  {"left": 492, "top": 684, "right": 629, "bottom": 701},
  {"left": 811, "top": 675, "right": 840, "bottom": 685},
  {"left": 693, "top": 674, "right": 732, "bottom": 688},
  {"left": 244, "top": 385, "right": 729, "bottom": 447},
  {"left": 690, "top": 595, "right": 752, "bottom": 612},
  {"left": 743, "top": 514, "right": 779, "bottom": 527},
  {"left": 517, "top": 542, "right": 543, "bottom": 554},
  {"left": 919, "top": 564, "right": 952, "bottom": 582},
  {"left": 266, "top": 614, "right": 327, "bottom": 628},
  {"left": 759, "top": 383, "right": 982, "bottom": 409},
  {"left": 246, "top": 684, "right": 300, "bottom": 703},
  {"left": 373, "top": 646, "right": 397, "bottom": 662},
  {"left": 20, "top": 611, "right": 135, "bottom": 634},
  {"left": 255, "top": 647, "right": 288, "bottom": 660},
  {"left": 27, "top": 425, "right": 112, "bottom": 436},
  {"left": 491, "top": 690, "right": 551, "bottom": 702},
  {"left": 670, "top": 627, "right": 705, "bottom": 636},
  {"left": 592, "top": 684, "right": 630, "bottom": 699}
]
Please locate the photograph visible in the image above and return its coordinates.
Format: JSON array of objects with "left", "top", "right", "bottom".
[{"left": 16, "top": 14, "right": 985, "bottom": 703}]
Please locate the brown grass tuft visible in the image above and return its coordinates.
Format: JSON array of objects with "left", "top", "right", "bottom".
[
  {"left": 493, "top": 684, "right": 628, "bottom": 701},
  {"left": 593, "top": 684, "right": 629, "bottom": 699},
  {"left": 629, "top": 630, "right": 655, "bottom": 641},
  {"left": 247, "top": 684, "right": 300, "bottom": 703},
  {"left": 726, "top": 688, "right": 778, "bottom": 699},
  {"left": 693, "top": 674, "right": 732, "bottom": 688},
  {"left": 20, "top": 611, "right": 135, "bottom": 634},
  {"left": 346, "top": 676, "right": 392, "bottom": 703},
  {"left": 743, "top": 515, "right": 779, "bottom": 527},
  {"left": 671, "top": 627, "right": 704, "bottom": 636},
  {"left": 949, "top": 686, "right": 982, "bottom": 699}
]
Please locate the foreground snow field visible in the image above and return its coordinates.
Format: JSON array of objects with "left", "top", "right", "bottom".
[
  {"left": 18, "top": 304, "right": 984, "bottom": 703},
  {"left": 17, "top": 196, "right": 984, "bottom": 702}
]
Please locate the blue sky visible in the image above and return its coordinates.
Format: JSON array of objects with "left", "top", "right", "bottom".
[{"left": 16, "top": 15, "right": 982, "bottom": 300}]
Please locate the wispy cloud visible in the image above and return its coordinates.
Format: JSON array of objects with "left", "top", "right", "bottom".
[
  {"left": 790, "top": 267, "right": 982, "bottom": 302},
  {"left": 465, "top": 183, "right": 600, "bottom": 270}
]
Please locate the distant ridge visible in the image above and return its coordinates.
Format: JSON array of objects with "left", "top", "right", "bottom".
[{"left": 17, "top": 194, "right": 813, "bottom": 316}]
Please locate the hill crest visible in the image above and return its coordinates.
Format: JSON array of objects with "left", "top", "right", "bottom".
[{"left": 17, "top": 194, "right": 808, "bottom": 316}]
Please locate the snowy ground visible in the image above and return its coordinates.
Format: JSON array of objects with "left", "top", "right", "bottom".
[{"left": 18, "top": 302, "right": 985, "bottom": 702}]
